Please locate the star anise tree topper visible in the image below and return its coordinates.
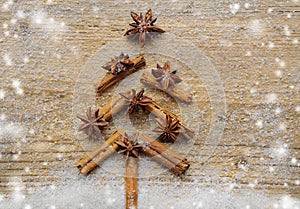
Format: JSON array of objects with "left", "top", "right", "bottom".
[{"left": 124, "top": 9, "right": 165, "bottom": 48}]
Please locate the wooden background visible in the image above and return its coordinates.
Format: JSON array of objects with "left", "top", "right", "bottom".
[{"left": 0, "top": 0, "right": 299, "bottom": 204}]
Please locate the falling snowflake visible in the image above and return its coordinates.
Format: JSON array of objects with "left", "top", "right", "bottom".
[
  {"left": 255, "top": 120, "right": 263, "bottom": 128},
  {"left": 291, "top": 158, "right": 297, "bottom": 164},
  {"left": 293, "top": 38, "right": 298, "bottom": 44},
  {"left": 265, "top": 93, "right": 278, "bottom": 103},
  {"left": 275, "top": 70, "right": 282, "bottom": 77},
  {"left": 247, "top": 19, "right": 264, "bottom": 36},
  {"left": 2, "top": 0, "right": 13, "bottom": 11},
  {"left": 229, "top": 3, "right": 240, "bottom": 14},
  {"left": 0, "top": 114, "right": 6, "bottom": 120},
  {"left": 267, "top": 8, "right": 273, "bottom": 13},
  {"left": 271, "top": 146, "right": 288, "bottom": 159},
  {"left": 278, "top": 123, "right": 286, "bottom": 131},
  {"left": 16, "top": 10, "right": 25, "bottom": 19},
  {"left": 0, "top": 89, "right": 5, "bottom": 99},
  {"left": 244, "top": 3, "right": 250, "bottom": 9},
  {"left": 284, "top": 26, "right": 291, "bottom": 36},
  {"left": 23, "top": 56, "right": 29, "bottom": 63},
  {"left": 3, "top": 54, "right": 13, "bottom": 66},
  {"left": 279, "top": 60, "right": 285, "bottom": 67},
  {"left": 275, "top": 108, "right": 281, "bottom": 114},
  {"left": 268, "top": 42, "right": 275, "bottom": 49},
  {"left": 11, "top": 80, "right": 24, "bottom": 96}
]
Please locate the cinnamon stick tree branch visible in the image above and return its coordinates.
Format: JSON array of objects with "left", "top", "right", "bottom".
[
  {"left": 140, "top": 72, "right": 192, "bottom": 103},
  {"left": 96, "top": 56, "right": 146, "bottom": 94},
  {"left": 145, "top": 100, "right": 194, "bottom": 140},
  {"left": 76, "top": 130, "right": 122, "bottom": 175},
  {"left": 96, "top": 92, "right": 129, "bottom": 121},
  {"left": 139, "top": 134, "right": 190, "bottom": 175},
  {"left": 119, "top": 88, "right": 194, "bottom": 140}
]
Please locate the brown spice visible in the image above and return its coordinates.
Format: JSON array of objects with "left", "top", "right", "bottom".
[
  {"left": 141, "top": 94, "right": 194, "bottom": 140},
  {"left": 115, "top": 133, "right": 141, "bottom": 209},
  {"left": 77, "top": 107, "right": 109, "bottom": 140},
  {"left": 139, "top": 134, "right": 190, "bottom": 175},
  {"left": 153, "top": 114, "right": 184, "bottom": 142},
  {"left": 96, "top": 55, "right": 146, "bottom": 94},
  {"left": 102, "top": 52, "right": 134, "bottom": 75},
  {"left": 115, "top": 133, "right": 143, "bottom": 159},
  {"left": 124, "top": 9, "right": 165, "bottom": 48},
  {"left": 119, "top": 89, "right": 194, "bottom": 139},
  {"left": 75, "top": 130, "right": 122, "bottom": 175},
  {"left": 140, "top": 72, "right": 192, "bottom": 103},
  {"left": 95, "top": 92, "right": 129, "bottom": 121},
  {"left": 76, "top": 129, "right": 190, "bottom": 209},
  {"left": 119, "top": 89, "right": 153, "bottom": 114},
  {"left": 125, "top": 157, "right": 138, "bottom": 209},
  {"left": 152, "top": 61, "right": 182, "bottom": 90}
]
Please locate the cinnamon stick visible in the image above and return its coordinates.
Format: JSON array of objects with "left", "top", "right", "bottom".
[
  {"left": 96, "top": 56, "right": 146, "bottom": 94},
  {"left": 145, "top": 100, "right": 194, "bottom": 140},
  {"left": 96, "top": 93, "right": 128, "bottom": 121},
  {"left": 125, "top": 157, "right": 138, "bottom": 209},
  {"left": 140, "top": 72, "right": 192, "bottom": 103},
  {"left": 139, "top": 134, "right": 190, "bottom": 175},
  {"left": 118, "top": 88, "right": 194, "bottom": 140},
  {"left": 76, "top": 130, "right": 122, "bottom": 175}
]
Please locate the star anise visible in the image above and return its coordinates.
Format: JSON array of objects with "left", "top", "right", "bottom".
[
  {"left": 102, "top": 52, "right": 134, "bottom": 75},
  {"left": 120, "top": 89, "right": 153, "bottom": 114},
  {"left": 151, "top": 61, "right": 182, "bottom": 90},
  {"left": 116, "top": 133, "right": 143, "bottom": 159},
  {"left": 124, "top": 9, "right": 165, "bottom": 48},
  {"left": 153, "top": 114, "right": 184, "bottom": 142},
  {"left": 77, "top": 107, "right": 108, "bottom": 140}
]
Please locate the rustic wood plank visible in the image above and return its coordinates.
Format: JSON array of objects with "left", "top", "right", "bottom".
[{"left": 0, "top": 0, "right": 299, "bottom": 205}]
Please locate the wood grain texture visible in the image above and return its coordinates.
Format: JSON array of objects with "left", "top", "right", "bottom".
[{"left": 0, "top": 0, "right": 299, "bottom": 201}]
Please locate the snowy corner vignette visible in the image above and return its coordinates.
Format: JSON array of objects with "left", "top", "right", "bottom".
[{"left": 0, "top": 1, "right": 300, "bottom": 209}]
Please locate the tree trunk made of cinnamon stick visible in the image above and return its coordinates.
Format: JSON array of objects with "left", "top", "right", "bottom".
[
  {"left": 140, "top": 72, "right": 192, "bottom": 104},
  {"left": 76, "top": 130, "right": 123, "bottom": 175},
  {"left": 96, "top": 56, "right": 146, "bottom": 94},
  {"left": 140, "top": 134, "right": 190, "bottom": 175},
  {"left": 125, "top": 157, "right": 138, "bottom": 209}
]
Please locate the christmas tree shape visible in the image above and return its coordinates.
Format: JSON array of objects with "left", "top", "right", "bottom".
[{"left": 76, "top": 9, "right": 194, "bottom": 209}]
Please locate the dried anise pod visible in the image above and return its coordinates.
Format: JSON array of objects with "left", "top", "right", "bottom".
[
  {"left": 124, "top": 9, "right": 165, "bottom": 48},
  {"left": 151, "top": 61, "right": 182, "bottom": 90},
  {"left": 77, "top": 107, "right": 108, "bottom": 140},
  {"left": 116, "top": 133, "right": 143, "bottom": 159},
  {"left": 102, "top": 52, "right": 134, "bottom": 75},
  {"left": 119, "top": 89, "right": 153, "bottom": 114},
  {"left": 153, "top": 114, "right": 184, "bottom": 142}
]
